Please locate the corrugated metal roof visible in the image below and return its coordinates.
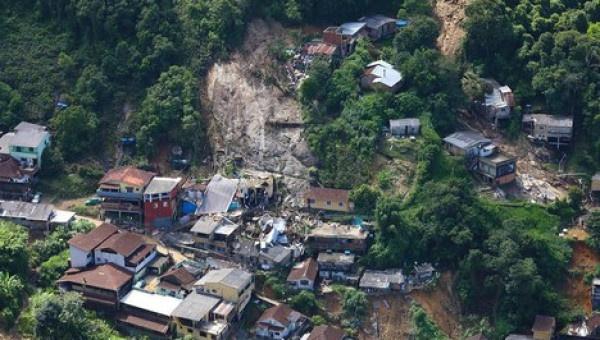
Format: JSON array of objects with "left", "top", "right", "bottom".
[
  {"left": 171, "top": 292, "right": 220, "bottom": 321},
  {"left": 120, "top": 290, "right": 182, "bottom": 316},
  {"left": 365, "top": 60, "right": 403, "bottom": 88},
  {"left": 443, "top": 131, "right": 491, "bottom": 150}
]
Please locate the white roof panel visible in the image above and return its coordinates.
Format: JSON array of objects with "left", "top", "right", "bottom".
[{"left": 120, "top": 290, "right": 182, "bottom": 316}]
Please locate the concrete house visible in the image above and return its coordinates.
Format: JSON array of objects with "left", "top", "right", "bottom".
[
  {"left": 361, "top": 60, "right": 403, "bottom": 93},
  {"left": 443, "top": 131, "right": 493, "bottom": 157},
  {"left": 256, "top": 304, "right": 309, "bottom": 339},
  {"left": 117, "top": 289, "right": 182, "bottom": 338},
  {"left": 477, "top": 153, "right": 517, "bottom": 185},
  {"left": 359, "top": 269, "right": 406, "bottom": 294},
  {"left": 323, "top": 22, "right": 367, "bottom": 57},
  {"left": 532, "top": 315, "right": 555, "bottom": 340},
  {"left": 522, "top": 114, "right": 573, "bottom": 148},
  {"left": 0, "top": 154, "right": 33, "bottom": 200},
  {"left": 259, "top": 245, "right": 293, "bottom": 270},
  {"left": 157, "top": 266, "right": 197, "bottom": 298},
  {"left": 97, "top": 166, "right": 155, "bottom": 226},
  {"left": 0, "top": 121, "right": 50, "bottom": 172},
  {"left": 359, "top": 15, "right": 397, "bottom": 40},
  {"left": 172, "top": 292, "right": 229, "bottom": 340},
  {"left": 480, "top": 81, "right": 514, "bottom": 122},
  {"left": 233, "top": 238, "right": 260, "bottom": 269},
  {"left": 93, "top": 231, "right": 157, "bottom": 277},
  {"left": 58, "top": 263, "right": 133, "bottom": 311},
  {"left": 287, "top": 258, "right": 318, "bottom": 291},
  {"left": 193, "top": 268, "right": 254, "bottom": 318},
  {"left": 190, "top": 215, "right": 240, "bottom": 254},
  {"left": 304, "top": 187, "right": 354, "bottom": 213},
  {"left": 390, "top": 118, "right": 420, "bottom": 137},
  {"left": 143, "top": 177, "right": 182, "bottom": 230},
  {"left": 306, "top": 224, "right": 368, "bottom": 254},
  {"left": 317, "top": 252, "right": 356, "bottom": 283},
  {"left": 68, "top": 223, "right": 119, "bottom": 268}
]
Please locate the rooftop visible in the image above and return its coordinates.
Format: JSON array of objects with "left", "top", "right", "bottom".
[
  {"left": 144, "top": 177, "right": 181, "bottom": 195},
  {"left": 0, "top": 200, "right": 54, "bottom": 222},
  {"left": 197, "top": 175, "right": 239, "bottom": 215},
  {"left": 532, "top": 315, "right": 555, "bottom": 332},
  {"left": 98, "top": 231, "right": 147, "bottom": 257},
  {"left": 390, "top": 118, "right": 420, "bottom": 128},
  {"left": 260, "top": 245, "right": 292, "bottom": 264},
  {"left": 443, "top": 131, "right": 491, "bottom": 150},
  {"left": 359, "top": 269, "right": 405, "bottom": 290},
  {"left": 304, "top": 187, "right": 350, "bottom": 203},
  {"left": 317, "top": 252, "right": 355, "bottom": 265},
  {"left": 258, "top": 304, "right": 306, "bottom": 328},
  {"left": 287, "top": 258, "right": 318, "bottom": 282},
  {"left": 308, "top": 325, "right": 346, "bottom": 340},
  {"left": 10, "top": 122, "right": 49, "bottom": 148},
  {"left": 99, "top": 166, "right": 155, "bottom": 188},
  {"left": 305, "top": 42, "right": 338, "bottom": 56},
  {"left": 0, "top": 133, "right": 15, "bottom": 155},
  {"left": 58, "top": 263, "right": 132, "bottom": 291},
  {"left": 116, "top": 312, "right": 170, "bottom": 334},
  {"left": 160, "top": 266, "right": 196, "bottom": 287},
  {"left": 68, "top": 223, "right": 119, "bottom": 252},
  {"left": 338, "top": 22, "right": 367, "bottom": 36},
  {"left": 191, "top": 215, "right": 238, "bottom": 236},
  {"left": 120, "top": 289, "right": 182, "bottom": 316},
  {"left": 479, "top": 152, "right": 516, "bottom": 165},
  {"left": 365, "top": 60, "right": 403, "bottom": 88},
  {"left": 195, "top": 268, "right": 252, "bottom": 291},
  {"left": 522, "top": 114, "right": 573, "bottom": 128},
  {"left": 593, "top": 173, "right": 600, "bottom": 181},
  {"left": 171, "top": 292, "right": 221, "bottom": 322},
  {"left": 359, "top": 15, "right": 396, "bottom": 29},
  {"left": 309, "top": 224, "right": 368, "bottom": 240}
]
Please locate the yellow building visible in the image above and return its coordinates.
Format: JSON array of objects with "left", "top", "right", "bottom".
[
  {"left": 171, "top": 292, "right": 229, "bottom": 340},
  {"left": 193, "top": 268, "right": 254, "bottom": 318},
  {"left": 532, "top": 315, "right": 555, "bottom": 340},
  {"left": 303, "top": 187, "right": 354, "bottom": 213}
]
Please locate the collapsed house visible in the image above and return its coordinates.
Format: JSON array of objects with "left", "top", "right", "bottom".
[
  {"left": 197, "top": 175, "right": 240, "bottom": 215},
  {"left": 522, "top": 114, "right": 573, "bottom": 148},
  {"left": 444, "top": 131, "right": 517, "bottom": 185},
  {"left": 323, "top": 22, "right": 368, "bottom": 57},
  {"left": 478, "top": 80, "right": 514, "bottom": 122},
  {"left": 361, "top": 60, "right": 403, "bottom": 93}
]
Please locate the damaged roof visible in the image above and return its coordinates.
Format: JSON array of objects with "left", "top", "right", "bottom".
[
  {"left": 365, "top": 60, "right": 403, "bottom": 88},
  {"left": 522, "top": 114, "right": 573, "bottom": 128},
  {"left": 144, "top": 177, "right": 181, "bottom": 195},
  {"left": 197, "top": 175, "right": 239, "bottom": 215}
]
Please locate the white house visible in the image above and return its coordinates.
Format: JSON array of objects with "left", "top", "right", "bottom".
[
  {"left": 361, "top": 60, "right": 403, "bottom": 93},
  {"left": 286, "top": 258, "right": 318, "bottom": 291},
  {"left": 68, "top": 223, "right": 119, "bottom": 268},
  {"left": 256, "top": 304, "right": 308, "bottom": 339},
  {"left": 0, "top": 122, "right": 50, "bottom": 171}
]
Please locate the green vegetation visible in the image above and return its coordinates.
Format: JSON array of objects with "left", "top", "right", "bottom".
[{"left": 410, "top": 303, "right": 448, "bottom": 340}]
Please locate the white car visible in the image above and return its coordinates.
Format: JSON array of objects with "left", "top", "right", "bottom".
[{"left": 32, "top": 193, "right": 41, "bottom": 203}]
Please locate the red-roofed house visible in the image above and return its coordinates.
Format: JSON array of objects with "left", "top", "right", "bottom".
[
  {"left": 0, "top": 154, "right": 33, "bottom": 200},
  {"left": 68, "top": 223, "right": 118, "bottom": 268},
  {"left": 287, "top": 258, "right": 318, "bottom": 291},
  {"left": 256, "top": 304, "right": 308, "bottom": 339},
  {"left": 57, "top": 263, "right": 133, "bottom": 310},
  {"left": 307, "top": 325, "right": 347, "bottom": 340},
  {"left": 97, "top": 166, "right": 155, "bottom": 226}
]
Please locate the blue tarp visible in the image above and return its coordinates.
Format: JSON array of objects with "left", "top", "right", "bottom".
[{"left": 182, "top": 200, "right": 197, "bottom": 215}]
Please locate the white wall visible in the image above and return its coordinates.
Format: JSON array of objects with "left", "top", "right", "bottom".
[
  {"left": 94, "top": 249, "right": 126, "bottom": 268},
  {"left": 69, "top": 245, "right": 92, "bottom": 268},
  {"left": 134, "top": 250, "right": 157, "bottom": 272}
]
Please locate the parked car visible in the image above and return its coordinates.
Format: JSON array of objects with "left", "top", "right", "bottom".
[
  {"left": 85, "top": 197, "right": 102, "bottom": 206},
  {"left": 32, "top": 192, "right": 42, "bottom": 203}
]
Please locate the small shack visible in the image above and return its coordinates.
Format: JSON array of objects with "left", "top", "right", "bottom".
[
  {"left": 592, "top": 173, "right": 600, "bottom": 194},
  {"left": 389, "top": 118, "right": 420, "bottom": 137}
]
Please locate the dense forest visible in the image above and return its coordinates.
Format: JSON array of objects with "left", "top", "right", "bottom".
[{"left": 0, "top": 0, "right": 599, "bottom": 339}]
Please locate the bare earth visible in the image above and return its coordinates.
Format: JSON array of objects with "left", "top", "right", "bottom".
[
  {"left": 563, "top": 241, "right": 600, "bottom": 314},
  {"left": 434, "top": 0, "right": 470, "bottom": 56}
]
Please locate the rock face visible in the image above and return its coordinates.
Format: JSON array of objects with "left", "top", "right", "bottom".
[{"left": 203, "top": 20, "right": 315, "bottom": 187}]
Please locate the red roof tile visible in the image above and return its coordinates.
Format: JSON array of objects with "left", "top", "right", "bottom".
[
  {"left": 68, "top": 223, "right": 119, "bottom": 252},
  {"left": 0, "top": 155, "right": 25, "bottom": 180},
  {"left": 99, "top": 166, "right": 155, "bottom": 188},
  {"left": 308, "top": 325, "right": 346, "bottom": 340},
  {"left": 287, "top": 258, "right": 318, "bottom": 282},
  {"left": 98, "top": 232, "right": 146, "bottom": 257},
  {"left": 58, "top": 263, "right": 132, "bottom": 291},
  {"left": 160, "top": 267, "right": 196, "bottom": 287},
  {"left": 258, "top": 304, "right": 306, "bottom": 328},
  {"left": 116, "top": 312, "right": 169, "bottom": 334}
]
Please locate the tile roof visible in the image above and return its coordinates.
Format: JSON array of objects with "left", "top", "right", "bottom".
[
  {"left": 126, "top": 243, "right": 156, "bottom": 265},
  {"left": 304, "top": 187, "right": 350, "bottom": 203},
  {"left": 160, "top": 267, "right": 196, "bottom": 287},
  {"left": 0, "top": 154, "right": 26, "bottom": 180},
  {"left": 287, "top": 258, "right": 318, "bottom": 282},
  {"left": 195, "top": 268, "right": 252, "bottom": 291},
  {"left": 58, "top": 263, "right": 132, "bottom": 291},
  {"left": 305, "top": 42, "right": 338, "bottom": 56},
  {"left": 98, "top": 232, "right": 146, "bottom": 257},
  {"left": 68, "top": 223, "right": 118, "bottom": 252},
  {"left": 144, "top": 177, "right": 181, "bottom": 195},
  {"left": 258, "top": 304, "right": 306, "bottom": 328},
  {"left": 99, "top": 166, "right": 155, "bottom": 188},
  {"left": 308, "top": 325, "right": 346, "bottom": 340},
  {"left": 116, "top": 312, "right": 170, "bottom": 334},
  {"left": 171, "top": 292, "right": 220, "bottom": 321}
]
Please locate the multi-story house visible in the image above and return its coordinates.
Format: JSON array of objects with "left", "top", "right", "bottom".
[
  {"left": 143, "top": 177, "right": 182, "bottom": 230},
  {"left": 172, "top": 292, "right": 230, "bottom": 340},
  {"left": 193, "top": 268, "right": 254, "bottom": 319},
  {"left": 0, "top": 154, "right": 33, "bottom": 200},
  {"left": 57, "top": 263, "right": 133, "bottom": 311},
  {"left": 190, "top": 216, "right": 240, "bottom": 254},
  {"left": 97, "top": 166, "right": 155, "bottom": 226},
  {"left": 306, "top": 224, "right": 369, "bottom": 254},
  {"left": 255, "top": 304, "right": 309, "bottom": 339},
  {"left": 0, "top": 121, "right": 50, "bottom": 172}
]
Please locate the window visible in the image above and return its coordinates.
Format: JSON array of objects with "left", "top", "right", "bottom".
[
  {"left": 326, "top": 201, "right": 331, "bottom": 206},
  {"left": 126, "top": 187, "right": 133, "bottom": 193},
  {"left": 163, "top": 201, "right": 168, "bottom": 207},
  {"left": 153, "top": 203, "right": 158, "bottom": 209},
  {"left": 339, "top": 202, "right": 344, "bottom": 207},
  {"left": 307, "top": 198, "right": 315, "bottom": 204}
]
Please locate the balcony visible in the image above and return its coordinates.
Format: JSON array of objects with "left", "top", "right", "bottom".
[
  {"left": 97, "top": 189, "right": 142, "bottom": 200},
  {"left": 101, "top": 202, "right": 142, "bottom": 213}
]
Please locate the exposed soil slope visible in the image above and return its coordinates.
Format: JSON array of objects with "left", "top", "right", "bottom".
[{"left": 434, "top": 0, "right": 470, "bottom": 56}]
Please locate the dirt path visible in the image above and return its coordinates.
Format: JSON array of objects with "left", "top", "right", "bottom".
[
  {"left": 563, "top": 241, "right": 600, "bottom": 314},
  {"left": 434, "top": 0, "right": 470, "bottom": 56}
]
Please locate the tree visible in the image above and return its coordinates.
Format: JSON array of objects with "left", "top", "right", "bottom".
[
  {"left": 74, "top": 65, "right": 111, "bottom": 112},
  {"left": 0, "top": 272, "right": 25, "bottom": 329},
  {"left": 134, "top": 66, "right": 200, "bottom": 158},
  {"left": 410, "top": 303, "right": 448, "bottom": 340},
  {"left": 289, "top": 290, "right": 320, "bottom": 316},
  {"left": 340, "top": 287, "right": 368, "bottom": 328},
  {"left": 38, "top": 250, "right": 69, "bottom": 288},
  {"left": 0, "top": 81, "right": 23, "bottom": 131},
  {"left": 587, "top": 212, "right": 600, "bottom": 251},
  {"left": 51, "top": 105, "right": 99, "bottom": 161},
  {"left": 461, "top": 69, "right": 485, "bottom": 100},
  {"left": 394, "top": 16, "right": 439, "bottom": 53},
  {"left": 350, "top": 184, "right": 382, "bottom": 215},
  {"left": 0, "top": 221, "right": 29, "bottom": 278}
]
